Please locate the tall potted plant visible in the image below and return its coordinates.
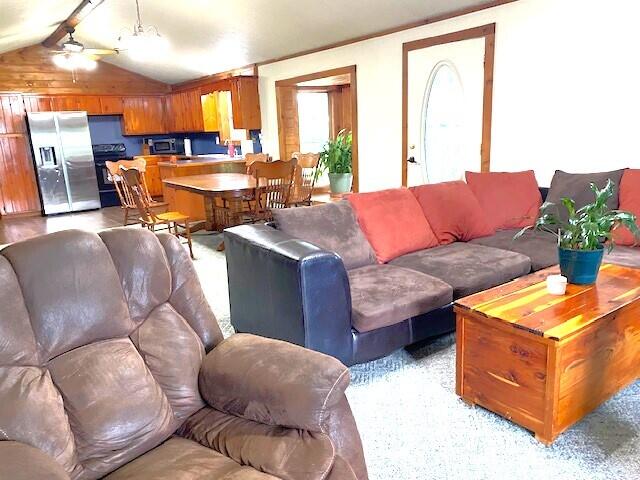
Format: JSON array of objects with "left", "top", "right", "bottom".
[
  {"left": 515, "top": 179, "right": 639, "bottom": 284},
  {"left": 318, "top": 129, "right": 353, "bottom": 194}
]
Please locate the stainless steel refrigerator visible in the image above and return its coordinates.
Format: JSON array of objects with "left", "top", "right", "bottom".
[{"left": 27, "top": 111, "right": 100, "bottom": 215}]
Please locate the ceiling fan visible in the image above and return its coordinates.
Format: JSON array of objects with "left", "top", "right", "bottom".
[{"left": 50, "top": 27, "right": 118, "bottom": 71}]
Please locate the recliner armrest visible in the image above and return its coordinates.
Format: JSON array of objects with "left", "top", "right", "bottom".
[
  {"left": 0, "top": 441, "right": 70, "bottom": 480},
  {"left": 224, "top": 224, "right": 354, "bottom": 365},
  {"left": 198, "top": 333, "right": 350, "bottom": 432}
]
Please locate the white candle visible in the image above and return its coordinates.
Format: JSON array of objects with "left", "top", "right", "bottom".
[{"left": 546, "top": 275, "right": 568, "bottom": 295}]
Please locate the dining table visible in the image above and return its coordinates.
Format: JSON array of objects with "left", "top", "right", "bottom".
[{"left": 162, "top": 172, "right": 261, "bottom": 233}]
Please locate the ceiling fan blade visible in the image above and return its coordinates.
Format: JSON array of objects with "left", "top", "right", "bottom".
[{"left": 83, "top": 48, "right": 119, "bottom": 55}]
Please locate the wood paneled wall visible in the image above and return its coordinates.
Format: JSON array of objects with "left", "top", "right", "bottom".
[{"left": 0, "top": 45, "right": 169, "bottom": 95}]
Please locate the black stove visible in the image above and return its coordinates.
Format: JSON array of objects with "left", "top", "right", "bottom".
[{"left": 92, "top": 143, "right": 132, "bottom": 207}]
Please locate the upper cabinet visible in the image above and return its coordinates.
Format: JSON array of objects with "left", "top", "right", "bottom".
[
  {"left": 121, "top": 96, "right": 167, "bottom": 135},
  {"left": 229, "top": 76, "right": 261, "bottom": 130},
  {"left": 166, "top": 90, "right": 204, "bottom": 133},
  {"left": 50, "top": 96, "right": 102, "bottom": 114},
  {"left": 23, "top": 95, "right": 124, "bottom": 115},
  {"left": 99, "top": 96, "right": 124, "bottom": 115}
]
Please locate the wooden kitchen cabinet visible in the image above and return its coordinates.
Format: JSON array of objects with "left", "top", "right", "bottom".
[
  {"left": 230, "top": 76, "right": 261, "bottom": 130},
  {"left": 0, "top": 135, "right": 41, "bottom": 215},
  {"left": 99, "top": 96, "right": 124, "bottom": 115},
  {"left": 201, "top": 92, "right": 219, "bottom": 132},
  {"left": 166, "top": 90, "right": 204, "bottom": 133},
  {"left": 49, "top": 95, "right": 102, "bottom": 114},
  {"left": 23, "top": 95, "right": 54, "bottom": 112},
  {"left": 0, "top": 94, "right": 40, "bottom": 215},
  {"left": 121, "top": 96, "right": 167, "bottom": 135}
]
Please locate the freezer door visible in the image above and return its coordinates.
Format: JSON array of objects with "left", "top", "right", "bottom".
[
  {"left": 56, "top": 112, "right": 100, "bottom": 211},
  {"left": 27, "top": 112, "right": 71, "bottom": 214}
]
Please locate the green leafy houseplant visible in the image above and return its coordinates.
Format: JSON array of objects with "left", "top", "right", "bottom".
[
  {"left": 318, "top": 129, "right": 353, "bottom": 194},
  {"left": 515, "top": 179, "right": 639, "bottom": 284}
]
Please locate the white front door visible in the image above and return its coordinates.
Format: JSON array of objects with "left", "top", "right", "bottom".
[{"left": 406, "top": 38, "right": 485, "bottom": 186}]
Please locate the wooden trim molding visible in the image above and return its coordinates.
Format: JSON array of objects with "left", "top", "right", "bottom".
[
  {"left": 258, "top": 1, "right": 516, "bottom": 67},
  {"left": 401, "top": 23, "right": 496, "bottom": 186},
  {"left": 171, "top": 65, "right": 258, "bottom": 91},
  {"left": 275, "top": 66, "right": 359, "bottom": 192},
  {"left": 42, "top": 0, "right": 105, "bottom": 47}
]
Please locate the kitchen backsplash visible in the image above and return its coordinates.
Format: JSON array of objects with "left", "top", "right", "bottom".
[{"left": 88, "top": 115, "right": 262, "bottom": 155}]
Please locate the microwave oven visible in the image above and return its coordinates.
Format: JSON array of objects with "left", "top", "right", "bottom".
[{"left": 149, "top": 138, "right": 185, "bottom": 155}]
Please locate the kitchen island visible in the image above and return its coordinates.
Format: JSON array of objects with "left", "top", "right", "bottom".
[{"left": 134, "top": 155, "right": 247, "bottom": 222}]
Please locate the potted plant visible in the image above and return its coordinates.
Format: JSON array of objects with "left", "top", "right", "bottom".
[
  {"left": 515, "top": 179, "right": 639, "bottom": 284},
  {"left": 318, "top": 129, "right": 353, "bottom": 194}
]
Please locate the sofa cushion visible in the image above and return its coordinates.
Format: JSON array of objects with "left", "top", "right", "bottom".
[
  {"left": 546, "top": 169, "right": 625, "bottom": 225},
  {"left": 347, "top": 264, "right": 452, "bottom": 333},
  {"left": 469, "top": 228, "right": 559, "bottom": 271},
  {"left": 603, "top": 246, "right": 640, "bottom": 269},
  {"left": 273, "top": 201, "right": 376, "bottom": 269},
  {"left": 613, "top": 169, "right": 640, "bottom": 246},
  {"left": 390, "top": 243, "right": 531, "bottom": 299},
  {"left": 347, "top": 188, "right": 438, "bottom": 263},
  {"left": 465, "top": 170, "right": 542, "bottom": 231},
  {"left": 410, "top": 181, "right": 495, "bottom": 244},
  {"left": 104, "top": 437, "right": 278, "bottom": 480}
]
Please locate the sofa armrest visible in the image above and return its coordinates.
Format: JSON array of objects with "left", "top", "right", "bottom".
[
  {"left": 0, "top": 441, "right": 70, "bottom": 480},
  {"left": 199, "top": 333, "right": 350, "bottom": 432},
  {"left": 224, "top": 224, "right": 354, "bottom": 365}
]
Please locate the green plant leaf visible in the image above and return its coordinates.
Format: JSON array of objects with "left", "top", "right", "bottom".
[{"left": 515, "top": 178, "right": 638, "bottom": 253}]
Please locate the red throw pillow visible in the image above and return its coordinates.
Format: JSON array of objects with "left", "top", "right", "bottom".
[
  {"left": 613, "top": 169, "right": 640, "bottom": 246},
  {"left": 465, "top": 170, "right": 542, "bottom": 230},
  {"left": 410, "top": 181, "right": 495, "bottom": 244},
  {"left": 347, "top": 188, "right": 438, "bottom": 263}
]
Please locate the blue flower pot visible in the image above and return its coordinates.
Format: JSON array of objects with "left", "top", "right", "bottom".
[{"left": 558, "top": 246, "right": 604, "bottom": 285}]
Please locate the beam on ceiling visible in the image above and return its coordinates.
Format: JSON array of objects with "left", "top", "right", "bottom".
[{"left": 42, "top": 0, "right": 105, "bottom": 48}]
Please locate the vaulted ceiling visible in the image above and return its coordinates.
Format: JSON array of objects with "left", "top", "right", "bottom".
[{"left": 0, "top": 0, "right": 497, "bottom": 84}]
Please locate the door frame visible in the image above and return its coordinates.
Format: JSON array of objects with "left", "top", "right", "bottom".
[
  {"left": 275, "top": 65, "right": 359, "bottom": 192},
  {"left": 401, "top": 24, "right": 496, "bottom": 186}
]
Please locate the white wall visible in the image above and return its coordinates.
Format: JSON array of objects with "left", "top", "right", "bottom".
[{"left": 258, "top": 0, "right": 640, "bottom": 190}]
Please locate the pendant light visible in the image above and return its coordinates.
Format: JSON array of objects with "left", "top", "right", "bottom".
[{"left": 117, "top": 0, "right": 168, "bottom": 61}]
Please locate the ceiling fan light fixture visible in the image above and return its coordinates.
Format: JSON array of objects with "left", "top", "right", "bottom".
[{"left": 52, "top": 52, "right": 97, "bottom": 71}]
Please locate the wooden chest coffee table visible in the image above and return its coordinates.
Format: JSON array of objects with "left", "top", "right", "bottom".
[{"left": 454, "top": 263, "right": 640, "bottom": 445}]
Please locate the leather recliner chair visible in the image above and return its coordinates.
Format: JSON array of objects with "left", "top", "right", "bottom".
[{"left": 0, "top": 228, "right": 367, "bottom": 480}]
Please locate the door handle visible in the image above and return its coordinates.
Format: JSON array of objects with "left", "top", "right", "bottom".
[{"left": 407, "top": 156, "right": 417, "bottom": 164}]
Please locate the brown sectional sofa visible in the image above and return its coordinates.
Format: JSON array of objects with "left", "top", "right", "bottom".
[
  {"left": 0, "top": 228, "right": 368, "bottom": 480},
  {"left": 225, "top": 170, "right": 640, "bottom": 366}
]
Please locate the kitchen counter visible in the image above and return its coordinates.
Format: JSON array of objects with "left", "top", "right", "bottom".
[
  {"left": 134, "top": 154, "right": 246, "bottom": 168},
  {"left": 151, "top": 155, "right": 249, "bottom": 221}
]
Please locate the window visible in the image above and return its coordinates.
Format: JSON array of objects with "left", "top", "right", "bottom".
[
  {"left": 297, "top": 92, "right": 329, "bottom": 153},
  {"left": 421, "top": 61, "right": 465, "bottom": 183}
]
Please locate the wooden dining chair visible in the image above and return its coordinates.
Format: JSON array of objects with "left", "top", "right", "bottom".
[
  {"left": 244, "top": 153, "right": 270, "bottom": 170},
  {"left": 120, "top": 167, "right": 194, "bottom": 259},
  {"left": 106, "top": 159, "right": 168, "bottom": 226},
  {"left": 246, "top": 159, "right": 297, "bottom": 222},
  {"left": 290, "top": 152, "right": 320, "bottom": 206}
]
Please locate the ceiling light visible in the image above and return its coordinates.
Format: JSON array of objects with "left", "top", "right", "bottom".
[
  {"left": 52, "top": 52, "right": 97, "bottom": 71},
  {"left": 117, "top": 0, "right": 168, "bottom": 61}
]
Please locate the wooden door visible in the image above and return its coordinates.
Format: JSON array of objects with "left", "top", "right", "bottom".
[
  {"left": 231, "top": 77, "right": 261, "bottom": 129},
  {"left": 275, "top": 86, "right": 300, "bottom": 161},
  {"left": 0, "top": 94, "right": 40, "bottom": 215}
]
